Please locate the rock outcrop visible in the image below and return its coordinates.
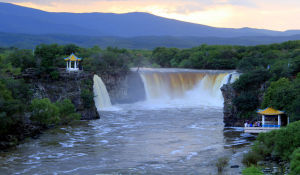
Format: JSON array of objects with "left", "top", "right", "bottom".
[
  {"left": 23, "top": 68, "right": 99, "bottom": 120},
  {"left": 101, "top": 70, "right": 146, "bottom": 104},
  {"left": 221, "top": 84, "right": 243, "bottom": 127}
]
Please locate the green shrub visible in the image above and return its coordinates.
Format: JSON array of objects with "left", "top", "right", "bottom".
[
  {"left": 233, "top": 91, "right": 259, "bottom": 118},
  {"left": 246, "top": 120, "right": 300, "bottom": 169},
  {"left": 81, "top": 89, "right": 94, "bottom": 108},
  {"left": 290, "top": 148, "right": 300, "bottom": 175},
  {"left": 242, "top": 151, "right": 263, "bottom": 167},
  {"left": 30, "top": 98, "right": 60, "bottom": 127},
  {"left": 242, "top": 166, "right": 263, "bottom": 175},
  {"left": 50, "top": 70, "right": 60, "bottom": 80},
  {"left": 262, "top": 78, "right": 295, "bottom": 111},
  {"left": 55, "top": 99, "right": 81, "bottom": 124},
  {"left": 216, "top": 156, "right": 229, "bottom": 173}
]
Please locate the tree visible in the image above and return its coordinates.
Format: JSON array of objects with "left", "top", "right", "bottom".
[
  {"left": 55, "top": 99, "right": 81, "bottom": 124},
  {"left": 30, "top": 98, "right": 60, "bottom": 127},
  {"left": 62, "top": 44, "right": 80, "bottom": 55},
  {"left": 290, "top": 148, "right": 300, "bottom": 175},
  {"left": 6, "top": 49, "right": 35, "bottom": 70},
  {"left": 262, "top": 78, "right": 295, "bottom": 112},
  {"left": 34, "top": 44, "right": 63, "bottom": 72}
]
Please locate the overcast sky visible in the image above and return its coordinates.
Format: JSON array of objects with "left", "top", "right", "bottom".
[{"left": 3, "top": 0, "right": 300, "bottom": 31}]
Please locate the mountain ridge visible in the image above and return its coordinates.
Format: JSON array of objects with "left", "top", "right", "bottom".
[
  {"left": 1, "top": 32, "right": 300, "bottom": 49},
  {"left": 1, "top": 2, "right": 300, "bottom": 37}
]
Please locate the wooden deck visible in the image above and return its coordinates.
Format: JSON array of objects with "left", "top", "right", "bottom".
[{"left": 244, "top": 127, "right": 280, "bottom": 133}]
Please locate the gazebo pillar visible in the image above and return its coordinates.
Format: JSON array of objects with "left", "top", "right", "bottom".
[
  {"left": 278, "top": 115, "right": 281, "bottom": 127},
  {"left": 66, "top": 61, "right": 69, "bottom": 70},
  {"left": 262, "top": 115, "right": 265, "bottom": 127}
]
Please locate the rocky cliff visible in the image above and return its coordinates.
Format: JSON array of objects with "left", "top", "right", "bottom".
[
  {"left": 101, "top": 70, "right": 146, "bottom": 104},
  {"left": 221, "top": 82, "right": 266, "bottom": 127},
  {"left": 23, "top": 68, "right": 99, "bottom": 120},
  {"left": 221, "top": 84, "right": 242, "bottom": 127}
]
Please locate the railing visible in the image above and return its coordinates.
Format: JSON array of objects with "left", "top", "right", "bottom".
[{"left": 244, "top": 127, "right": 280, "bottom": 133}]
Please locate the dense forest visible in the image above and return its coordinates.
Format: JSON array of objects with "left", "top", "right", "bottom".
[{"left": 1, "top": 41, "right": 300, "bottom": 173}]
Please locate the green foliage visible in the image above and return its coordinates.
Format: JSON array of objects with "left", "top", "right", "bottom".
[
  {"left": 82, "top": 48, "right": 130, "bottom": 75},
  {"left": 50, "top": 70, "right": 60, "bottom": 80},
  {"left": 290, "top": 148, "right": 300, "bottom": 175},
  {"left": 233, "top": 69, "right": 271, "bottom": 92},
  {"left": 0, "top": 81, "right": 23, "bottom": 135},
  {"left": 2, "top": 78, "right": 31, "bottom": 103},
  {"left": 262, "top": 75, "right": 300, "bottom": 121},
  {"left": 151, "top": 47, "right": 179, "bottom": 67},
  {"left": 34, "top": 44, "right": 64, "bottom": 73},
  {"left": 262, "top": 78, "right": 294, "bottom": 111},
  {"left": 242, "top": 151, "right": 263, "bottom": 166},
  {"left": 81, "top": 89, "right": 94, "bottom": 108},
  {"left": 242, "top": 166, "right": 263, "bottom": 175},
  {"left": 62, "top": 44, "right": 79, "bottom": 55},
  {"left": 30, "top": 98, "right": 60, "bottom": 127},
  {"left": 215, "top": 156, "right": 229, "bottom": 173},
  {"left": 233, "top": 91, "right": 259, "bottom": 118},
  {"left": 55, "top": 99, "right": 81, "bottom": 125},
  {"left": 237, "top": 57, "right": 266, "bottom": 72},
  {"left": 6, "top": 49, "right": 35, "bottom": 71},
  {"left": 247, "top": 121, "right": 300, "bottom": 162},
  {"left": 30, "top": 98, "right": 81, "bottom": 127}
]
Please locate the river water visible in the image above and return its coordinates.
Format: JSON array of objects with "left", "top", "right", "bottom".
[
  {"left": 0, "top": 69, "right": 253, "bottom": 174},
  {"left": 0, "top": 103, "right": 254, "bottom": 175}
]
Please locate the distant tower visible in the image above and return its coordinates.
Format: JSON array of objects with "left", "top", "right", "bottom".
[{"left": 64, "top": 53, "right": 82, "bottom": 71}]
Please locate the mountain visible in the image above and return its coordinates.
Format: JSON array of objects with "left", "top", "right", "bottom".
[
  {"left": 1, "top": 32, "right": 300, "bottom": 49},
  {"left": 0, "top": 2, "right": 300, "bottom": 38}
]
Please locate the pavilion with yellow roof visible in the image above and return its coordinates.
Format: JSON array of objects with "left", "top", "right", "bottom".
[
  {"left": 64, "top": 53, "right": 82, "bottom": 71},
  {"left": 244, "top": 107, "right": 289, "bottom": 133},
  {"left": 257, "top": 107, "right": 288, "bottom": 127}
]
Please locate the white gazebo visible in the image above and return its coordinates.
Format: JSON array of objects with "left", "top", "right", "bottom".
[{"left": 64, "top": 53, "right": 82, "bottom": 71}]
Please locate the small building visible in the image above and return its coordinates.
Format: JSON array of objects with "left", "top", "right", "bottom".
[
  {"left": 244, "top": 107, "right": 289, "bottom": 133},
  {"left": 64, "top": 53, "right": 82, "bottom": 71}
]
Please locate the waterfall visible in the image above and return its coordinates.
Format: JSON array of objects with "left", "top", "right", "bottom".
[
  {"left": 93, "top": 75, "right": 112, "bottom": 111},
  {"left": 138, "top": 68, "right": 238, "bottom": 107}
]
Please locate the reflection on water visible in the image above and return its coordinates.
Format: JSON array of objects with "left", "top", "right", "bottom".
[{"left": 0, "top": 105, "right": 255, "bottom": 174}]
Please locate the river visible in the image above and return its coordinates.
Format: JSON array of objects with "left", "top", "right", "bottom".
[
  {"left": 0, "top": 103, "right": 254, "bottom": 174},
  {"left": 0, "top": 69, "right": 254, "bottom": 174}
]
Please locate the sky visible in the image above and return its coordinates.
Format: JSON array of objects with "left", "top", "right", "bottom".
[{"left": 2, "top": 0, "right": 300, "bottom": 31}]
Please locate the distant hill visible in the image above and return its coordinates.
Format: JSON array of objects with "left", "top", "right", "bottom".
[
  {"left": 1, "top": 32, "right": 300, "bottom": 49},
  {"left": 0, "top": 2, "right": 300, "bottom": 38}
]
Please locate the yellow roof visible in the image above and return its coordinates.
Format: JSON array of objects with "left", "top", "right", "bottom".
[
  {"left": 257, "top": 107, "right": 284, "bottom": 115},
  {"left": 64, "top": 53, "right": 82, "bottom": 61}
]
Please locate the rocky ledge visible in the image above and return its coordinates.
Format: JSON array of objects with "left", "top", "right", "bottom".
[
  {"left": 221, "top": 84, "right": 243, "bottom": 127},
  {"left": 23, "top": 68, "right": 99, "bottom": 120}
]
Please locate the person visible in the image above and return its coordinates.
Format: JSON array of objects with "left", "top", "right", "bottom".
[
  {"left": 257, "top": 121, "right": 261, "bottom": 127},
  {"left": 244, "top": 121, "right": 248, "bottom": 127},
  {"left": 250, "top": 123, "right": 253, "bottom": 127}
]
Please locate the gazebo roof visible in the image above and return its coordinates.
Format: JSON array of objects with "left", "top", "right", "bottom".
[
  {"left": 64, "top": 53, "right": 82, "bottom": 61},
  {"left": 257, "top": 107, "right": 284, "bottom": 115}
]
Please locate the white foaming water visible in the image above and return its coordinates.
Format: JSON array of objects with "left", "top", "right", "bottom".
[
  {"left": 93, "top": 75, "right": 112, "bottom": 111},
  {"left": 93, "top": 69, "right": 239, "bottom": 111},
  {"left": 138, "top": 69, "right": 237, "bottom": 108}
]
